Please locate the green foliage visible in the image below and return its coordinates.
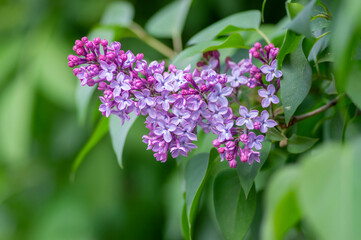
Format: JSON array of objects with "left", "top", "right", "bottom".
[
  {"left": 287, "top": 134, "right": 318, "bottom": 154},
  {"left": 213, "top": 170, "right": 256, "bottom": 240},
  {"left": 100, "top": 1, "right": 134, "bottom": 27},
  {"left": 280, "top": 41, "right": 312, "bottom": 125}
]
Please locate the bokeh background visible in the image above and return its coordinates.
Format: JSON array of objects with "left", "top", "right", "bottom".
[{"left": 0, "top": 0, "right": 285, "bottom": 239}]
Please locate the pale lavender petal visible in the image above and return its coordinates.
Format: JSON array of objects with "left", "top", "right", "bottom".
[
  {"left": 267, "top": 84, "right": 276, "bottom": 94},
  {"left": 270, "top": 95, "right": 279, "bottom": 104},
  {"left": 266, "top": 73, "right": 274, "bottom": 82},
  {"left": 260, "top": 65, "right": 272, "bottom": 74},
  {"left": 262, "top": 98, "right": 271, "bottom": 108},
  {"left": 258, "top": 89, "right": 268, "bottom": 98}
]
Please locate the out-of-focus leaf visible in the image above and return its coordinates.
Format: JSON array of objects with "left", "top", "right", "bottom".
[
  {"left": 100, "top": 2, "right": 134, "bottom": 27},
  {"left": 286, "top": 2, "right": 304, "bottom": 19},
  {"left": 76, "top": 27, "right": 115, "bottom": 123},
  {"left": 262, "top": 0, "right": 267, "bottom": 22},
  {"left": 109, "top": 113, "right": 137, "bottom": 168},
  {"left": 298, "top": 140, "right": 361, "bottom": 240},
  {"left": 214, "top": 170, "right": 256, "bottom": 240},
  {"left": 236, "top": 139, "right": 271, "bottom": 198},
  {"left": 286, "top": 0, "right": 316, "bottom": 39},
  {"left": 261, "top": 166, "right": 301, "bottom": 240},
  {"left": 185, "top": 150, "right": 216, "bottom": 237},
  {"left": 173, "top": 33, "right": 247, "bottom": 68},
  {"left": 187, "top": 10, "right": 261, "bottom": 45},
  {"left": 332, "top": 0, "right": 361, "bottom": 92},
  {"left": 70, "top": 117, "right": 109, "bottom": 180},
  {"left": 287, "top": 134, "right": 318, "bottom": 154},
  {"left": 346, "top": 63, "right": 361, "bottom": 109},
  {"left": 181, "top": 202, "right": 190, "bottom": 240},
  {"left": 277, "top": 30, "right": 303, "bottom": 67},
  {"left": 281, "top": 41, "right": 312, "bottom": 125},
  {"left": 0, "top": 38, "right": 21, "bottom": 89},
  {"left": 345, "top": 115, "right": 361, "bottom": 142},
  {"left": 145, "top": 0, "right": 191, "bottom": 38}
]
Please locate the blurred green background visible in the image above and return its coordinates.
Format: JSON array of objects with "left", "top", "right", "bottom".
[{"left": 0, "top": 0, "right": 286, "bottom": 239}]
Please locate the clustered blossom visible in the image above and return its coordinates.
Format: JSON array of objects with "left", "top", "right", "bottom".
[{"left": 68, "top": 37, "right": 282, "bottom": 168}]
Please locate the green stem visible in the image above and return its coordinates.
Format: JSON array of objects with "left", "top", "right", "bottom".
[
  {"left": 256, "top": 28, "right": 271, "bottom": 45},
  {"left": 172, "top": 32, "right": 183, "bottom": 53},
  {"left": 130, "top": 22, "right": 177, "bottom": 58}
]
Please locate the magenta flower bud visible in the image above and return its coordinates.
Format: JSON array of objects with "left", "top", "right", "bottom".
[
  {"left": 184, "top": 74, "right": 192, "bottom": 82},
  {"left": 87, "top": 79, "right": 95, "bottom": 87},
  {"left": 68, "top": 54, "right": 74, "bottom": 61},
  {"left": 73, "top": 68, "right": 80, "bottom": 75},
  {"left": 268, "top": 43, "right": 275, "bottom": 49},
  {"left": 253, "top": 51, "right": 260, "bottom": 58},
  {"left": 239, "top": 133, "right": 248, "bottom": 143},
  {"left": 68, "top": 61, "right": 75, "bottom": 68},
  {"left": 81, "top": 36, "right": 88, "bottom": 42},
  {"left": 85, "top": 41, "right": 93, "bottom": 49},
  {"left": 200, "top": 85, "right": 207, "bottom": 92},
  {"left": 254, "top": 121, "right": 261, "bottom": 130},
  {"left": 188, "top": 88, "right": 196, "bottom": 95},
  {"left": 217, "top": 75, "right": 227, "bottom": 84},
  {"left": 213, "top": 139, "right": 220, "bottom": 148},
  {"left": 97, "top": 82, "right": 107, "bottom": 90},
  {"left": 134, "top": 79, "right": 143, "bottom": 89},
  {"left": 255, "top": 73, "right": 262, "bottom": 80},
  {"left": 101, "top": 39, "right": 108, "bottom": 47},
  {"left": 225, "top": 140, "right": 236, "bottom": 150},
  {"left": 106, "top": 52, "right": 115, "bottom": 61},
  {"left": 226, "top": 152, "right": 234, "bottom": 161},
  {"left": 264, "top": 45, "right": 270, "bottom": 53},
  {"left": 136, "top": 53, "right": 144, "bottom": 60},
  {"left": 218, "top": 147, "right": 225, "bottom": 154},
  {"left": 86, "top": 53, "right": 95, "bottom": 61},
  {"left": 229, "top": 159, "right": 237, "bottom": 168},
  {"left": 240, "top": 154, "right": 248, "bottom": 163},
  {"left": 254, "top": 42, "right": 262, "bottom": 49},
  {"left": 99, "top": 55, "right": 106, "bottom": 61},
  {"left": 168, "top": 64, "right": 176, "bottom": 72},
  {"left": 181, "top": 89, "right": 188, "bottom": 95},
  {"left": 93, "top": 37, "right": 101, "bottom": 45},
  {"left": 76, "top": 48, "right": 84, "bottom": 56},
  {"left": 249, "top": 47, "right": 256, "bottom": 54},
  {"left": 72, "top": 45, "right": 78, "bottom": 52},
  {"left": 104, "top": 89, "right": 113, "bottom": 99},
  {"left": 75, "top": 40, "right": 83, "bottom": 48},
  {"left": 147, "top": 76, "right": 155, "bottom": 83},
  {"left": 120, "top": 53, "right": 127, "bottom": 62}
]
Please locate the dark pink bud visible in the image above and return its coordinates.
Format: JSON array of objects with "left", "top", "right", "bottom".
[
  {"left": 168, "top": 64, "right": 176, "bottom": 72},
  {"left": 106, "top": 52, "right": 115, "bottom": 61},
  {"left": 255, "top": 73, "right": 262, "bottom": 81},
  {"left": 98, "top": 82, "right": 107, "bottom": 90},
  {"left": 67, "top": 54, "right": 75, "bottom": 61},
  {"left": 225, "top": 141, "right": 235, "bottom": 150},
  {"left": 200, "top": 85, "right": 207, "bottom": 92},
  {"left": 254, "top": 42, "right": 262, "bottom": 49},
  {"left": 134, "top": 79, "right": 143, "bottom": 89},
  {"left": 81, "top": 36, "right": 88, "bottom": 42},
  {"left": 68, "top": 61, "right": 75, "bottom": 68},
  {"left": 212, "top": 139, "right": 220, "bottom": 148},
  {"left": 136, "top": 53, "right": 144, "bottom": 60},
  {"left": 253, "top": 51, "right": 260, "bottom": 58},
  {"left": 181, "top": 89, "right": 188, "bottom": 95},
  {"left": 87, "top": 79, "right": 95, "bottom": 87},
  {"left": 76, "top": 48, "right": 84, "bottom": 56},
  {"left": 73, "top": 45, "right": 78, "bottom": 52},
  {"left": 226, "top": 152, "right": 234, "bottom": 161},
  {"left": 184, "top": 74, "right": 192, "bottom": 82},
  {"left": 85, "top": 41, "right": 93, "bottom": 49},
  {"left": 101, "top": 39, "right": 108, "bottom": 47},
  {"left": 218, "top": 147, "right": 225, "bottom": 154},
  {"left": 104, "top": 89, "right": 113, "bottom": 99},
  {"left": 254, "top": 121, "right": 261, "bottom": 130},
  {"left": 75, "top": 40, "right": 83, "bottom": 48},
  {"left": 99, "top": 55, "right": 106, "bottom": 61},
  {"left": 120, "top": 53, "right": 127, "bottom": 62},
  {"left": 86, "top": 53, "right": 96, "bottom": 61},
  {"left": 93, "top": 37, "right": 101, "bottom": 45},
  {"left": 264, "top": 45, "right": 270, "bottom": 53},
  {"left": 239, "top": 133, "right": 248, "bottom": 143},
  {"left": 73, "top": 68, "right": 80, "bottom": 75},
  {"left": 249, "top": 47, "right": 256, "bottom": 54},
  {"left": 147, "top": 76, "right": 155, "bottom": 83},
  {"left": 188, "top": 88, "right": 196, "bottom": 95},
  {"left": 268, "top": 43, "right": 275, "bottom": 49},
  {"left": 229, "top": 159, "right": 237, "bottom": 168}
]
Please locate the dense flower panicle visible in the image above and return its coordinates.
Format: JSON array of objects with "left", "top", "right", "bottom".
[{"left": 68, "top": 37, "right": 282, "bottom": 168}]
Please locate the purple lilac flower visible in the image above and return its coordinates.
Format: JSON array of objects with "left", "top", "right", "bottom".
[
  {"left": 236, "top": 106, "right": 258, "bottom": 129},
  {"left": 174, "top": 123, "right": 197, "bottom": 141},
  {"left": 227, "top": 68, "right": 248, "bottom": 87},
  {"left": 170, "top": 107, "right": 191, "bottom": 125},
  {"left": 156, "top": 91, "right": 176, "bottom": 111},
  {"left": 255, "top": 110, "right": 277, "bottom": 133},
  {"left": 215, "top": 120, "right": 234, "bottom": 142},
  {"left": 114, "top": 91, "right": 133, "bottom": 110},
  {"left": 133, "top": 89, "right": 155, "bottom": 110},
  {"left": 248, "top": 151, "right": 260, "bottom": 164},
  {"left": 99, "top": 60, "right": 117, "bottom": 81},
  {"left": 110, "top": 72, "right": 132, "bottom": 96},
  {"left": 208, "top": 103, "right": 228, "bottom": 123},
  {"left": 247, "top": 132, "right": 264, "bottom": 150},
  {"left": 123, "top": 50, "right": 136, "bottom": 68},
  {"left": 260, "top": 60, "right": 282, "bottom": 82},
  {"left": 208, "top": 83, "right": 233, "bottom": 106},
  {"left": 154, "top": 120, "right": 177, "bottom": 143},
  {"left": 258, "top": 84, "right": 279, "bottom": 108},
  {"left": 154, "top": 73, "right": 174, "bottom": 92},
  {"left": 76, "top": 67, "right": 89, "bottom": 86},
  {"left": 99, "top": 96, "right": 113, "bottom": 117}
]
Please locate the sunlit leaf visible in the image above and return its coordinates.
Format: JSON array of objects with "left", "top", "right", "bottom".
[
  {"left": 145, "top": 0, "right": 191, "bottom": 38},
  {"left": 109, "top": 113, "right": 137, "bottom": 168},
  {"left": 187, "top": 10, "right": 261, "bottom": 45},
  {"left": 277, "top": 30, "right": 303, "bottom": 67},
  {"left": 100, "top": 2, "right": 134, "bottom": 27},
  {"left": 236, "top": 139, "right": 271, "bottom": 198},
  {"left": 281, "top": 41, "right": 312, "bottom": 125},
  {"left": 214, "top": 170, "right": 256, "bottom": 240}
]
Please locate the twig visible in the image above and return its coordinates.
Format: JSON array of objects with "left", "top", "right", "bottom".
[
  {"left": 279, "top": 95, "right": 343, "bottom": 128},
  {"left": 172, "top": 32, "right": 183, "bottom": 53},
  {"left": 130, "top": 22, "right": 177, "bottom": 58},
  {"left": 255, "top": 28, "right": 271, "bottom": 45}
]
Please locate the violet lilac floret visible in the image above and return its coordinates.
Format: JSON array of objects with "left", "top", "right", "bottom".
[{"left": 68, "top": 37, "right": 282, "bottom": 168}]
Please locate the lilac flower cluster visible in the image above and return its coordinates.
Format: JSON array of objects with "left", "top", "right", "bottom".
[{"left": 68, "top": 37, "right": 282, "bottom": 168}]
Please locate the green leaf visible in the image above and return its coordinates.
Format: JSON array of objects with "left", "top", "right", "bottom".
[
  {"left": 277, "top": 30, "right": 303, "bottom": 67},
  {"left": 298, "top": 140, "right": 361, "bottom": 240},
  {"left": 261, "top": 166, "right": 301, "bottom": 240},
  {"left": 236, "top": 139, "right": 271, "bottom": 198},
  {"left": 346, "top": 62, "right": 361, "bottom": 109},
  {"left": 286, "top": 0, "right": 316, "bottom": 39},
  {"left": 173, "top": 33, "right": 247, "bottom": 68},
  {"left": 213, "top": 170, "right": 256, "bottom": 240},
  {"left": 184, "top": 150, "right": 216, "bottom": 237},
  {"left": 181, "top": 202, "right": 190, "bottom": 240},
  {"left": 286, "top": 2, "right": 304, "bottom": 19},
  {"left": 261, "top": 0, "right": 267, "bottom": 22},
  {"left": 280, "top": 40, "right": 312, "bottom": 125},
  {"left": 287, "top": 134, "right": 318, "bottom": 154},
  {"left": 332, "top": 0, "right": 361, "bottom": 92},
  {"left": 187, "top": 10, "right": 261, "bottom": 45},
  {"left": 109, "top": 113, "right": 137, "bottom": 168},
  {"left": 266, "top": 128, "right": 286, "bottom": 142},
  {"left": 70, "top": 117, "right": 109, "bottom": 180},
  {"left": 145, "top": 0, "right": 191, "bottom": 38},
  {"left": 100, "top": 1, "right": 134, "bottom": 27},
  {"left": 345, "top": 115, "right": 361, "bottom": 142}
]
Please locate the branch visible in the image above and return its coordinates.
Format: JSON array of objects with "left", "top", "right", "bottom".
[
  {"left": 279, "top": 95, "right": 343, "bottom": 128},
  {"left": 255, "top": 28, "right": 271, "bottom": 45},
  {"left": 130, "top": 22, "right": 177, "bottom": 59}
]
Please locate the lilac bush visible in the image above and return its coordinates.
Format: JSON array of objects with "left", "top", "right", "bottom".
[{"left": 68, "top": 37, "right": 282, "bottom": 168}]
